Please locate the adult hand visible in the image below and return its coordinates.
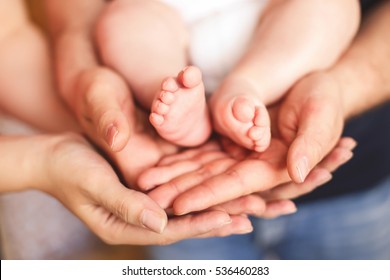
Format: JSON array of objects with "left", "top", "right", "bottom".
[
  {"left": 216, "top": 136, "right": 355, "bottom": 218},
  {"left": 137, "top": 72, "right": 353, "bottom": 216},
  {"left": 138, "top": 136, "right": 354, "bottom": 217},
  {"left": 70, "top": 67, "right": 136, "bottom": 152},
  {"left": 276, "top": 72, "right": 346, "bottom": 183},
  {"left": 65, "top": 66, "right": 176, "bottom": 187},
  {"left": 45, "top": 1, "right": 182, "bottom": 187},
  {"left": 32, "top": 133, "right": 252, "bottom": 245}
]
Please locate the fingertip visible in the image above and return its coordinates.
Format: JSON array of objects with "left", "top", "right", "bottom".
[
  {"left": 312, "top": 169, "right": 333, "bottom": 186},
  {"left": 148, "top": 186, "right": 175, "bottom": 210},
  {"left": 172, "top": 188, "right": 206, "bottom": 216},
  {"left": 263, "top": 200, "right": 298, "bottom": 219},
  {"left": 339, "top": 137, "right": 358, "bottom": 151},
  {"left": 137, "top": 170, "right": 157, "bottom": 191},
  {"left": 172, "top": 199, "right": 190, "bottom": 216},
  {"left": 106, "top": 127, "right": 129, "bottom": 152},
  {"left": 172, "top": 208, "right": 189, "bottom": 216},
  {"left": 105, "top": 124, "right": 119, "bottom": 150},
  {"left": 281, "top": 200, "right": 297, "bottom": 214},
  {"left": 287, "top": 137, "right": 315, "bottom": 184},
  {"left": 342, "top": 150, "right": 354, "bottom": 164},
  {"left": 287, "top": 152, "right": 310, "bottom": 184},
  {"left": 101, "top": 115, "right": 131, "bottom": 152},
  {"left": 347, "top": 139, "right": 358, "bottom": 151},
  {"left": 212, "top": 211, "right": 233, "bottom": 227},
  {"left": 230, "top": 215, "right": 253, "bottom": 234},
  {"left": 295, "top": 156, "right": 310, "bottom": 183}
]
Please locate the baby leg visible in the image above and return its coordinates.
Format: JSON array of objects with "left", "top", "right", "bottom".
[
  {"left": 209, "top": 0, "right": 360, "bottom": 152},
  {"left": 96, "top": 0, "right": 211, "bottom": 146}
]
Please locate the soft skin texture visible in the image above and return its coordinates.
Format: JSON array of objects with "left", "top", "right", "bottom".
[
  {"left": 96, "top": 0, "right": 212, "bottom": 147},
  {"left": 0, "top": 133, "right": 255, "bottom": 245},
  {"left": 38, "top": 0, "right": 388, "bottom": 246},
  {"left": 95, "top": 0, "right": 360, "bottom": 151},
  {"left": 0, "top": 0, "right": 252, "bottom": 246},
  {"left": 209, "top": 0, "right": 360, "bottom": 151},
  {"left": 0, "top": 0, "right": 78, "bottom": 132},
  {"left": 141, "top": 136, "right": 355, "bottom": 216},
  {"left": 139, "top": 0, "right": 390, "bottom": 215}
]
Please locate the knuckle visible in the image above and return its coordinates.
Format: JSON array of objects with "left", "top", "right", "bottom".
[
  {"left": 114, "top": 198, "right": 130, "bottom": 223},
  {"left": 111, "top": 190, "right": 142, "bottom": 224}
]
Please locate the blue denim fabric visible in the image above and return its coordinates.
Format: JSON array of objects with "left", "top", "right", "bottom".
[{"left": 149, "top": 176, "right": 390, "bottom": 259}]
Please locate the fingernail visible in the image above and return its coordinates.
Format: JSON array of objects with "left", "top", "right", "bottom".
[
  {"left": 283, "top": 204, "right": 298, "bottom": 215},
  {"left": 141, "top": 210, "right": 167, "bottom": 234},
  {"left": 296, "top": 156, "right": 309, "bottom": 183},
  {"left": 220, "top": 218, "right": 233, "bottom": 226},
  {"left": 106, "top": 125, "right": 118, "bottom": 150},
  {"left": 237, "top": 226, "right": 254, "bottom": 234}
]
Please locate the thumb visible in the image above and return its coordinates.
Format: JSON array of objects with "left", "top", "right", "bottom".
[
  {"left": 97, "top": 182, "right": 168, "bottom": 233},
  {"left": 76, "top": 68, "right": 134, "bottom": 152},
  {"left": 286, "top": 101, "right": 343, "bottom": 184}
]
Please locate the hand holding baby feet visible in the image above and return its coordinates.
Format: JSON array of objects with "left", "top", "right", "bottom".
[
  {"left": 150, "top": 66, "right": 212, "bottom": 147},
  {"left": 139, "top": 136, "right": 354, "bottom": 218},
  {"left": 209, "top": 77, "right": 271, "bottom": 152}
]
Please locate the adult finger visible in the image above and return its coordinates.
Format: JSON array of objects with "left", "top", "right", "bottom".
[
  {"left": 157, "top": 213, "right": 251, "bottom": 244},
  {"left": 91, "top": 180, "right": 168, "bottom": 234},
  {"left": 215, "top": 195, "right": 297, "bottom": 218},
  {"left": 157, "top": 141, "right": 221, "bottom": 166},
  {"left": 148, "top": 158, "right": 237, "bottom": 209},
  {"left": 172, "top": 157, "right": 290, "bottom": 215},
  {"left": 195, "top": 215, "right": 254, "bottom": 238},
  {"left": 318, "top": 137, "right": 355, "bottom": 172},
  {"left": 138, "top": 161, "right": 202, "bottom": 191},
  {"left": 89, "top": 209, "right": 242, "bottom": 245},
  {"left": 214, "top": 195, "right": 267, "bottom": 216},
  {"left": 261, "top": 200, "right": 298, "bottom": 219},
  {"left": 286, "top": 105, "right": 342, "bottom": 183},
  {"left": 263, "top": 167, "right": 333, "bottom": 201},
  {"left": 75, "top": 68, "right": 134, "bottom": 152},
  {"left": 263, "top": 138, "right": 355, "bottom": 201},
  {"left": 138, "top": 150, "right": 229, "bottom": 191}
]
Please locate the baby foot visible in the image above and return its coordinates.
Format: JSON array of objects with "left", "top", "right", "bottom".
[
  {"left": 210, "top": 79, "right": 271, "bottom": 152},
  {"left": 150, "top": 66, "right": 212, "bottom": 147}
]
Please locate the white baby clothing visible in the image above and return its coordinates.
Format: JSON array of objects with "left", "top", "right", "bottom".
[{"left": 161, "top": 0, "right": 268, "bottom": 93}]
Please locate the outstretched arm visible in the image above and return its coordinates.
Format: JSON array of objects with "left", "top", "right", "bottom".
[{"left": 334, "top": 0, "right": 390, "bottom": 119}]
